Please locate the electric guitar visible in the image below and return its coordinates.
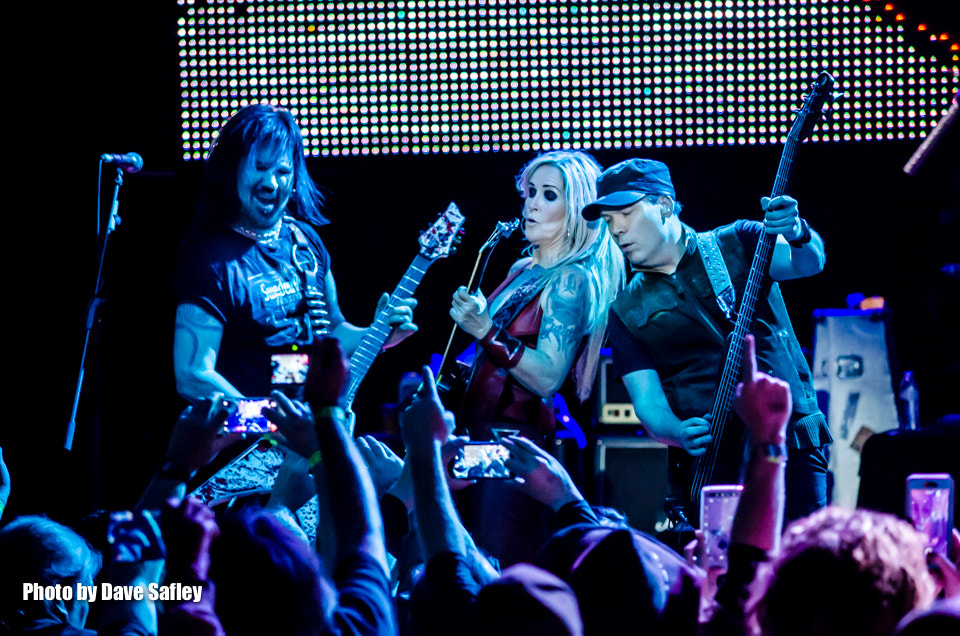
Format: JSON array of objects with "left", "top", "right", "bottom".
[
  {"left": 190, "top": 203, "right": 465, "bottom": 535},
  {"left": 678, "top": 72, "right": 835, "bottom": 524},
  {"left": 436, "top": 218, "right": 520, "bottom": 405}
]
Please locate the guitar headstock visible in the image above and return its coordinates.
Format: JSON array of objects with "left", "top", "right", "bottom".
[
  {"left": 496, "top": 217, "right": 521, "bottom": 239},
  {"left": 418, "top": 201, "right": 466, "bottom": 260},
  {"left": 792, "top": 71, "right": 837, "bottom": 142}
]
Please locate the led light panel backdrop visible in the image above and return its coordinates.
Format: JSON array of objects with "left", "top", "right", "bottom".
[{"left": 177, "top": 0, "right": 958, "bottom": 158}]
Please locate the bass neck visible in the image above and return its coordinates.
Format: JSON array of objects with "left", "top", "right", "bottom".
[{"left": 686, "top": 72, "right": 835, "bottom": 510}]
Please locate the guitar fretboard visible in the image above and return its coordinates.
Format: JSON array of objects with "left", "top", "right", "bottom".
[
  {"left": 344, "top": 254, "right": 433, "bottom": 408},
  {"left": 689, "top": 91, "right": 817, "bottom": 505}
]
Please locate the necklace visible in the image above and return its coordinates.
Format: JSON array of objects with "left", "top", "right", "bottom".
[{"left": 232, "top": 218, "right": 283, "bottom": 243}]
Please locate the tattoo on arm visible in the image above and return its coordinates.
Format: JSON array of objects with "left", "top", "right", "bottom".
[
  {"left": 539, "top": 274, "right": 587, "bottom": 354},
  {"left": 175, "top": 305, "right": 223, "bottom": 368}
]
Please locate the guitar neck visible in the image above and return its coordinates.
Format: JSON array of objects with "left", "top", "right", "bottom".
[{"left": 344, "top": 253, "right": 434, "bottom": 409}]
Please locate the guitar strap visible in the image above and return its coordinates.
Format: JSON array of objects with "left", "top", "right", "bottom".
[
  {"left": 286, "top": 217, "right": 332, "bottom": 339},
  {"left": 696, "top": 231, "right": 737, "bottom": 324}
]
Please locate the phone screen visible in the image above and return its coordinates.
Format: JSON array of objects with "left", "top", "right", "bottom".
[
  {"left": 223, "top": 398, "right": 279, "bottom": 435},
  {"left": 907, "top": 476, "right": 954, "bottom": 559},
  {"left": 450, "top": 443, "right": 512, "bottom": 479},
  {"left": 270, "top": 351, "right": 310, "bottom": 385},
  {"left": 700, "top": 485, "right": 743, "bottom": 568}
]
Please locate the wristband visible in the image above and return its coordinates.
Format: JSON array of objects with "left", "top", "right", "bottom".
[
  {"left": 479, "top": 325, "right": 525, "bottom": 369},
  {"left": 158, "top": 459, "right": 196, "bottom": 482},
  {"left": 751, "top": 443, "right": 788, "bottom": 465},
  {"left": 307, "top": 449, "right": 323, "bottom": 469},
  {"left": 314, "top": 406, "right": 346, "bottom": 421},
  {"left": 788, "top": 219, "right": 812, "bottom": 248}
]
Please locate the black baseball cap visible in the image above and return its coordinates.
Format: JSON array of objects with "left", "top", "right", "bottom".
[{"left": 581, "top": 158, "right": 676, "bottom": 221}]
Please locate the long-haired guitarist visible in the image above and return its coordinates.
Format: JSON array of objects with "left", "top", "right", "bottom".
[
  {"left": 449, "top": 151, "right": 626, "bottom": 446},
  {"left": 173, "top": 104, "right": 418, "bottom": 403},
  {"left": 583, "top": 158, "right": 832, "bottom": 523},
  {"left": 447, "top": 150, "right": 626, "bottom": 566}
]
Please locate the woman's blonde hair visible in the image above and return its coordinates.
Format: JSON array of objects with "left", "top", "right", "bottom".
[{"left": 515, "top": 150, "right": 626, "bottom": 400}]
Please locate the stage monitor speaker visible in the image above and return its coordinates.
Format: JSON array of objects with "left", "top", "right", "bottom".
[
  {"left": 597, "top": 355, "right": 641, "bottom": 424},
  {"left": 594, "top": 436, "right": 669, "bottom": 535},
  {"left": 812, "top": 309, "right": 899, "bottom": 508}
]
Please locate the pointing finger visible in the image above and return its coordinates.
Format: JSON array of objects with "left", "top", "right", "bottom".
[{"left": 742, "top": 333, "right": 758, "bottom": 383}]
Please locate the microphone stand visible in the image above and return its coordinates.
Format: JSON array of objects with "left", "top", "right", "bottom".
[{"left": 65, "top": 166, "right": 126, "bottom": 458}]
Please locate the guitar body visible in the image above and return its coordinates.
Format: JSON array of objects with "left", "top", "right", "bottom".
[
  {"left": 436, "top": 218, "right": 520, "bottom": 410},
  {"left": 436, "top": 359, "right": 472, "bottom": 410}
]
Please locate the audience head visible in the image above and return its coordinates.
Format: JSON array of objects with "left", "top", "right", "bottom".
[
  {"left": 752, "top": 506, "right": 938, "bottom": 636},
  {"left": 211, "top": 508, "right": 334, "bottom": 636},
  {"left": 476, "top": 563, "right": 583, "bottom": 636},
  {"left": 536, "top": 523, "right": 702, "bottom": 636},
  {"left": 0, "top": 515, "right": 102, "bottom": 631}
]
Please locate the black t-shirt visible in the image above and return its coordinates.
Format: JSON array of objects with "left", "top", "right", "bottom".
[{"left": 174, "top": 219, "right": 342, "bottom": 396}]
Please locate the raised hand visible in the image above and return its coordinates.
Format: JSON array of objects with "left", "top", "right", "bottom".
[
  {"left": 356, "top": 435, "right": 404, "bottom": 497},
  {"left": 399, "top": 365, "right": 456, "bottom": 452},
  {"left": 162, "top": 496, "right": 220, "bottom": 581},
  {"left": 502, "top": 436, "right": 583, "bottom": 510},
  {"left": 733, "top": 334, "right": 791, "bottom": 445},
  {"left": 928, "top": 527, "right": 960, "bottom": 599},
  {"left": 304, "top": 337, "right": 348, "bottom": 408},
  {"left": 165, "top": 396, "right": 236, "bottom": 474},
  {"left": 264, "top": 391, "right": 318, "bottom": 460}
]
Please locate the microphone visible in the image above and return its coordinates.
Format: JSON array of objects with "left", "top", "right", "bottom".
[{"left": 100, "top": 152, "right": 143, "bottom": 174}]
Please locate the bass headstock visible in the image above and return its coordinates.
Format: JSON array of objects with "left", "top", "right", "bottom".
[
  {"left": 792, "top": 71, "right": 837, "bottom": 143},
  {"left": 418, "top": 201, "right": 466, "bottom": 260}
]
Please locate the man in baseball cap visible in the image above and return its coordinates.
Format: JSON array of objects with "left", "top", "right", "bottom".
[
  {"left": 581, "top": 158, "right": 677, "bottom": 222},
  {"left": 584, "top": 156, "right": 833, "bottom": 524}
]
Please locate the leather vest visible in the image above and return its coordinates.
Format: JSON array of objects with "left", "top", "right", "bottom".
[
  {"left": 460, "top": 269, "right": 556, "bottom": 445},
  {"left": 611, "top": 223, "right": 829, "bottom": 449}
]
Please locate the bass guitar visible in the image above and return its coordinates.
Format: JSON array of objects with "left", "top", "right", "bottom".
[
  {"left": 680, "top": 72, "right": 835, "bottom": 524},
  {"left": 190, "top": 203, "right": 466, "bottom": 536}
]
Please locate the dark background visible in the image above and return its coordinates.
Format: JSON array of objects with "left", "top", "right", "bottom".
[{"left": 5, "top": 2, "right": 957, "bottom": 522}]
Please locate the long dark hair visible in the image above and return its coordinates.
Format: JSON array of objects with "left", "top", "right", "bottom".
[{"left": 195, "top": 104, "right": 327, "bottom": 233}]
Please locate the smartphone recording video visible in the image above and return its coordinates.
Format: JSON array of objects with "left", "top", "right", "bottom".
[
  {"left": 906, "top": 473, "right": 955, "bottom": 560},
  {"left": 270, "top": 348, "right": 310, "bottom": 386},
  {"left": 449, "top": 442, "right": 513, "bottom": 479},
  {"left": 700, "top": 484, "right": 743, "bottom": 568},
  {"left": 222, "top": 397, "right": 279, "bottom": 435}
]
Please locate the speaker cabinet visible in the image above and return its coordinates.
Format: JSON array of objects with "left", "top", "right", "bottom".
[{"left": 593, "top": 436, "right": 669, "bottom": 535}]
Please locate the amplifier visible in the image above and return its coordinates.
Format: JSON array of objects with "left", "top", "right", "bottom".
[
  {"left": 597, "top": 355, "right": 641, "bottom": 425},
  {"left": 594, "top": 436, "right": 669, "bottom": 535}
]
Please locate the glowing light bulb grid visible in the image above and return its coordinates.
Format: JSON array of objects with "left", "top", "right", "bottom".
[{"left": 177, "top": 0, "right": 958, "bottom": 159}]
